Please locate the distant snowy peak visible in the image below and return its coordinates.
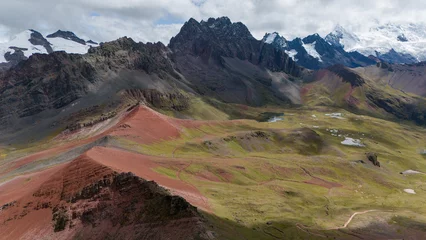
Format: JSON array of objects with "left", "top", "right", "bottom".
[
  {"left": 0, "top": 29, "right": 98, "bottom": 65},
  {"left": 325, "top": 24, "right": 359, "bottom": 49},
  {"left": 262, "top": 32, "right": 287, "bottom": 48},
  {"left": 47, "top": 30, "right": 87, "bottom": 45},
  {"left": 325, "top": 23, "right": 426, "bottom": 63},
  {"left": 262, "top": 31, "right": 375, "bottom": 69}
]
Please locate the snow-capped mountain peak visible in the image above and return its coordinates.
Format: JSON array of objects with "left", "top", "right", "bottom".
[
  {"left": 262, "top": 31, "right": 374, "bottom": 69},
  {"left": 0, "top": 29, "right": 98, "bottom": 66},
  {"left": 262, "top": 32, "right": 287, "bottom": 48},
  {"left": 325, "top": 22, "right": 426, "bottom": 63},
  {"left": 324, "top": 24, "right": 360, "bottom": 49}
]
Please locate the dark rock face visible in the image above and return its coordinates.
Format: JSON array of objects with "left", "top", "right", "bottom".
[
  {"left": 366, "top": 92, "right": 426, "bottom": 126},
  {"left": 4, "top": 47, "right": 28, "bottom": 65},
  {"left": 29, "top": 29, "right": 53, "bottom": 53},
  {"left": 123, "top": 89, "right": 190, "bottom": 111},
  {"left": 264, "top": 32, "right": 375, "bottom": 70},
  {"left": 327, "top": 64, "right": 365, "bottom": 87},
  {"left": 47, "top": 30, "right": 86, "bottom": 45},
  {"left": 89, "top": 37, "right": 179, "bottom": 77},
  {"left": 366, "top": 152, "right": 380, "bottom": 167},
  {"left": 57, "top": 171, "right": 207, "bottom": 239},
  {"left": 376, "top": 49, "right": 417, "bottom": 64},
  {"left": 86, "top": 40, "right": 98, "bottom": 45},
  {"left": 397, "top": 34, "right": 408, "bottom": 42},
  {"left": 0, "top": 51, "right": 97, "bottom": 126},
  {"left": 168, "top": 17, "right": 304, "bottom": 106},
  {"left": 169, "top": 17, "right": 301, "bottom": 76}
]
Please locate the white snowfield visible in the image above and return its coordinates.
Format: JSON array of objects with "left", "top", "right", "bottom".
[
  {"left": 264, "top": 32, "right": 277, "bottom": 44},
  {"left": 302, "top": 41, "right": 323, "bottom": 62},
  {"left": 285, "top": 49, "right": 298, "bottom": 60},
  {"left": 0, "top": 30, "right": 97, "bottom": 63},
  {"left": 341, "top": 137, "right": 365, "bottom": 147},
  {"left": 48, "top": 37, "right": 97, "bottom": 54},
  {"left": 327, "top": 23, "right": 426, "bottom": 61},
  {"left": 0, "top": 30, "right": 48, "bottom": 63}
]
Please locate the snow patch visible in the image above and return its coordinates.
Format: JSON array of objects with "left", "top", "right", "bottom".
[
  {"left": 303, "top": 41, "right": 323, "bottom": 62},
  {"left": 400, "top": 170, "right": 422, "bottom": 175},
  {"left": 268, "top": 116, "right": 283, "bottom": 123},
  {"left": 325, "top": 113, "right": 345, "bottom": 119},
  {"left": 341, "top": 137, "right": 365, "bottom": 147},
  {"left": 404, "top": 189, "right": 416, "bottom": 194},
  {"left": 264, "top": 33, "right": 277, "bottom": 44},
  {"left": 285, "top": 49, "right": 298, "bottom": 60}
]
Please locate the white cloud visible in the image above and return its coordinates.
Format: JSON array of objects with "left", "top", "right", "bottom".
[{"left": 0, "top": 0, "right": 425, "bottom": 44}]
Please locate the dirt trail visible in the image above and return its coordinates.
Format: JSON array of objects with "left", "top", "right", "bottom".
[
  {"left": 336, "top": 210, "right": 379, "bottom": 230},
  {"left": 296, "top": 209, "right": 392, "bottom": 238}
]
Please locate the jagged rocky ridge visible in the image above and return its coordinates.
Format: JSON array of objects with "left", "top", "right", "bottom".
[
  {"left": 0, "top": 17, "right": 310, "bottom": 139},
  {"left": 262, "top": 32, "right": 376, "bottom": 69},
  {"left": 0, "top": 17, "right": 425, "bottom": 144},
  {"left": 0, "top": 155, "right": 209, "bottom": 239}
]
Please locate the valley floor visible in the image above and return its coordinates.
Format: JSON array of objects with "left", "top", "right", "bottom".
[{"left": 1, "top": 105, "right": 426, "bottom": 239}]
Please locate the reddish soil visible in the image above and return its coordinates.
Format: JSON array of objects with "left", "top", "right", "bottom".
[
  {"left": 110, "top": 106, "right": 182, "bottom": 144},
  {"left": 1, "top": 209, "right": 54, "bottom": 240},
  {"left": 0, "top": 165, "right": 65, "bottom": 206},
  {"left": 196, "top": 170, "right": 222, "bottom": 182},
  {"left": 0, "top": 154, "right": 207, "bottom": 240},
  {"left": 304, "top": 177, "right": 343, "bottom": 189},
  {"left": 110, "top": 105, "right": 211, "bottom": 144},
  {"left": 85, "top": 146, "right": 211, "bottom": 211},
  {"left": 214, "top": 168, "right": 233, "bottom": 182}
]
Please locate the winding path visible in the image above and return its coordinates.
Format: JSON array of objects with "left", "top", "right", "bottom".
[{"left": 296, "top": 209, "right": 393, "bottom": 238}]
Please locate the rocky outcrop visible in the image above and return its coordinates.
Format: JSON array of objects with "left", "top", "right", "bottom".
[
  {"left": 169, "top": 17, "right": 302, "bottom": 76},
  {"left": 366, "top": 152, "right": 380, "bottom": 167},
  {"left": 66, "top": 111, "right": 117, "bottom": 132},
  {"left": 0, "top": 51, "right": 97, "bottom": 125},
  {"left": 29, "top": 29, "right": 53, "bottom": 53},
  {"left": 47, "top": 30, "right": 86, "bottom": 45},
  {"left": 4, "top": 47, "right": 27, "bottom": 65},
  {"left": 123, "top": 89, "right": 189, "bottom": 111},
  {"left": 86, "top": 40, "right": 98, "bottom": 45}
]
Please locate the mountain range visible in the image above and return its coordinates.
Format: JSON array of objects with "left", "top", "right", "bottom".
[
  {"left": 326, "top": 23, "right": 426, "bottom": 63},
  {"left": 2, "top": 22, "right": 426, "bottom": 71},
  {"left": 0, "top": 16, "right": 426, "bottom": 240}
]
